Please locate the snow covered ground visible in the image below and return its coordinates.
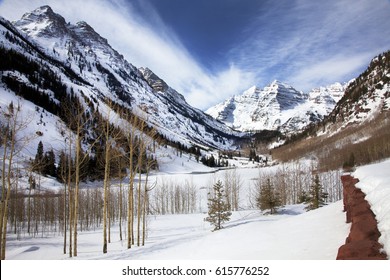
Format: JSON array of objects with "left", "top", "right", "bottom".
[
  {"left": 5, "top": 201, "right": 348, "bottom": 260},
  {"left": 3, "top": 159, "right": 390, "bottom": 280},
  {"left": 5, "top": 157, "right": 390, "bottom": 261}
]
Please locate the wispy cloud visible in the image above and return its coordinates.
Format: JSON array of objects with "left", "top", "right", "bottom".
[
  {"left": 0, "top": 0, "right": 255, "bottom": 109},
  {"left": 288, "top": 52, "right": 377, "bottom": 90},
  {"left": 231, "top": 0, "right": 390, "bottom": 90}
]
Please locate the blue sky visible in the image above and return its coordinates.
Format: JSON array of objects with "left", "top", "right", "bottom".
[{"left": 1, "top": 0, "right": 390, "bottom": 109}]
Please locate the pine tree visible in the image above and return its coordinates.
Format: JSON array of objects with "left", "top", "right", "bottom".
[
  {"left": 33, "top": 141, "right": 44, "bottom": 174},
  {"left": 257, "top": 178, "right": 282, "bottom": 214},
  {"left": 305, "top": 174, "right": 328, "bottom": 211},
  {"left": 205, "top": 180, "right": 231, "bottom": 231}
]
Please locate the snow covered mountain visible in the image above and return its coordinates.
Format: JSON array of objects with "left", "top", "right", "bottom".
[
  {"left": 325, "top": 50, "right": 390, "bottom": 131},
  {"left": 206, "top": 80, "right": 347, "bottom": 134},
  {"left": 272, "top": 51, "right": 390, "bottom": 170},
  {"left": 0, "top": 6, "right": 241, "bottom": 150}
]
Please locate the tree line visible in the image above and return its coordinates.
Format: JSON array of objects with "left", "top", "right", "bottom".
[{"left": 0, "top": 99, "right": 158, "bottom": 259}]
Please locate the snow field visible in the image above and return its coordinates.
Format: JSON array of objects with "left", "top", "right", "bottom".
[{"left": 5, "top": 201, "right": 348, "bottom": 260}]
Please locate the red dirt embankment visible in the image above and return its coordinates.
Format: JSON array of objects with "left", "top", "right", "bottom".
[{"left": 336, "top": 175, "right": 387, "bottom": 260}]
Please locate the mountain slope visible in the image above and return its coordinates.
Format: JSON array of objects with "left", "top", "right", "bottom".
[
  {"left": 206, "top": 80, "right": 347, "bottom": 134},
  {"left": 1, "top": 6, "right": 241, "bottom": 151},
  {"left": 272, "top": 50, "right": 390, "bottom": 170},
  {"left": 324, "top": 50, "right": 390, "bottom": 131}
]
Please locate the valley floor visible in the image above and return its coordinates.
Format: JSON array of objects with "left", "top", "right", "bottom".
[
  {"left": 4, "top": 159, "right": 390, "bottom": 260},
  {"left": 6, "top": 197, "right": 348, "bottom": 260}
]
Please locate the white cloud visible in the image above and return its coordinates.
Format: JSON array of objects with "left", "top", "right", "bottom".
[
  {"left": 185, "top": 64, "right": 256, "bottom": 108},
  {"left": 288, "top": 52, "right": 377, "bottom": 90}
]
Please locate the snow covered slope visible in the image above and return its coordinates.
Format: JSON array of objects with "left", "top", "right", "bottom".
[
  {"left": 5, "top": 201, "right": 349, "bottom": 260},
  {"left": 1, "top": 6, "right": 241, "bottom": 150},
  {"left": 325, "top": 50, "right": 390, "bottom": 132},
  {"left": 206, "top": 80, "right": 347, "bottom": 134}
]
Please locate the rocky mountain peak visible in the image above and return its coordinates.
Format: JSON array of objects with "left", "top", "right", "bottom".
[
  {"left": 206, "top": 80, "right": 345, "bottom": 134},
  {"left": 15, "top": 5, "right": 68, "bottom": 37}
]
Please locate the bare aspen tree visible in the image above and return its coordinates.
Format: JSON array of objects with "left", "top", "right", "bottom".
[
  {"left": 231, "top": 169, "right": 241, "bottom": 211},
  {"left": 0, "top": 131, "right": 8, "bottom": 256},
  {"left": 276, "top": 165, "right": 288, "bottom": 205},
  {"left": 102, "top": 106, "right": 112, "bottom": 254},
  {"left": 0, "top": 101, "right": 33, "bottom": 259},
  {"left": 58, "top": 150, "right": 68, "bottom": 255},
  {"left": 55, "top": 100, "right": 77, "bottom": 258},
  {"left": 72, "top": 113, "right": 82, "bottom": 257},
  {"left": 1, "top": 103, "right": 12, "bottom": 257},
  {"left": 136, "top": 118, "right": 146, "bottom": 247},
  {"left": 67, "top": 133, "right": 73, "bottom": 258},
  {"left": 141, "top": 136, "right": 157, "bottom": 246},
  {"left": 224, "top": 169, "right": 242, "bottom": 211},
  {"left": 141, "top": 174, "right": 149, "bottom": 246},
  {"left": 72, "top": 109, "right": 101, "bottom": 256},
  {"left": 101, "top": 101, "right": 122, "bottom": 254},
  {"left": 60, "top": 97, "right": 97, "bottom": 257},
  {"left": 123, "top": 114, "right": 139, "bottom": 249},
  {"left": 224, "top": 171, "right": 232, "bottom": 210},
  {"left": 113, "top": 148, "right": 125, "bottom": 241}
]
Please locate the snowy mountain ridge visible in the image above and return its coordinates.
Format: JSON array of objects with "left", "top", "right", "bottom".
[{"left": 206, "top": 80, "right": 348, "bottom": 134}]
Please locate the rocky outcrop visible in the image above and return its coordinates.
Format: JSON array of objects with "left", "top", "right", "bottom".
[{"left": 337, "top": 175, "right": 387, "bottom": 260}]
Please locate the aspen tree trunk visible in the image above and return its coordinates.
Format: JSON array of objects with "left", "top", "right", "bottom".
[
  {"left": 102, "top": 144, "right": 111, "bottom": 253},
  {"left": 1, "top": 141, "right": 14, "bottom": 260},
  {"left": 108, "top": 187, "right": 111, "bottom": 244},
  {"left": 0, "top": 120, "right": 9, "bottom": 260},
  {"left": 27, "top": 180, "right": 32, "bottom": 235},
  {"left": 63, "top": 174, "right": 67, "bottom": 255},
  {"left": 137, "top": 169, "right": 142, "bottom": 247},
  {"left": 126, "top": 116, "right": 138, "bottom": 249},
  {"left": 73, "top": 135, "right": 81, "bottom": 257},
  {"left": 102, "top": 108, "right": 112, "bottom": 254},
  {"left": 142, "top": 171, "right": 149, "bottom": 246},
  {"left": 13, "top": 169, "right": 19, "bottom": 234},
  {"left": 118, "top": 158, "right": 123, "bottom": 241},
  {"left": 1, "top": 108, "right": 17, "bottom": 260},
  {"left": 137, "top": 119, "right": 148, "bottom": 247},
  {"left": 127, "top": 172, "right": 134, "bottom": 248},
  {"left": 67, "top": 132, "right": 73, "bottom": 258},
  {"left": 68, "top": 186, "right": 73, "bottom": 258}
]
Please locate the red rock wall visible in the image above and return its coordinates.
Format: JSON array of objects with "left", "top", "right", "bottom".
[{"left": 337, "top": 175, "right": 387, "bottom": 260}]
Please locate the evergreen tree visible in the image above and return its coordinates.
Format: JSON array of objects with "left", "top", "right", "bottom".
[
  {"left": 257, "top": 178, "right": 282, "bottom": 214},
  {"left": 205, "top": 180, "right": 231, "bottom": 231},
  {"left": 57, "top": 150, "right": 68, "bottom": 183},
  {"left": 298, "top": 190, "right": 309, "bottom": 204},
  {"left": 33, "top": 141, "right": 44, "bottom": 174},
  {"left": 305, "top": 174, "right": 328, "bottom": 211}
]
